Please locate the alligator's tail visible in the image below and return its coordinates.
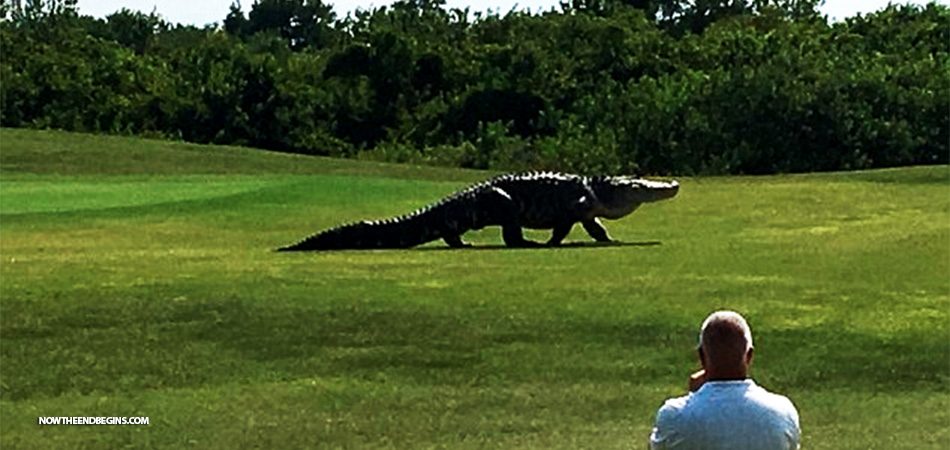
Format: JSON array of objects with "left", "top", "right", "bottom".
[{"left": 276, "top": 212, "right": 443, "bottom": 251}]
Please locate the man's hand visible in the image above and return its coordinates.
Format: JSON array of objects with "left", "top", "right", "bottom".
[{"left": 689, "top": 369, "right": 706, "bottom": 392}]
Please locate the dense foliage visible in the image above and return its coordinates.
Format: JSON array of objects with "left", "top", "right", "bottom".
[{"left": 2, "top": 0, "right": 947, "bottom": 174}]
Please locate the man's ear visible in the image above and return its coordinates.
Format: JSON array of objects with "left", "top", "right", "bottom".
[
  {"left": 746, "top": 346, "right": 754, "bottom": 365},
  {"left": 698, "top": 347, "right": 706, "bottom": 365}
]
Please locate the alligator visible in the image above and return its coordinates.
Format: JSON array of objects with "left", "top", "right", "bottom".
[{"left": 277, "top": 172, "right": 679, "bottom": 251}]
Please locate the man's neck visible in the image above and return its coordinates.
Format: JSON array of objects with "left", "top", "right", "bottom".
[
  {"left": 705, "top": 376, "right": 748, "bottom": 382},
  {"left": 703, "top": 368, "right": 747, "bottom": 381}
]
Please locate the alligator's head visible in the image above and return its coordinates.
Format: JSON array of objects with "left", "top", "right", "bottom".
[{"left": 591, "top": 176, "right": 679, "bottom": 219}]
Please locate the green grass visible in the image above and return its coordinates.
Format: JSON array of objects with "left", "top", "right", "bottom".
[{"left": 1, "top": 128, "right": 948, "bottom": 448}]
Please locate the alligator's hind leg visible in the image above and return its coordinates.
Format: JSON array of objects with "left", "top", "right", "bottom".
[
  {"left": 443, "top": 234, "right": 471, "bottom": 248},
  {"left": 502, "top": 225, "right": 542, "bottom": 247},
  {"left": 481, "top": 187, "right": 542, "bottom": 248},
  {"left": 547, "top": 222, "right": 576, "bottom": 246},
  {"left": 582, "top": 218, "right": 612, "bottom": 242}
]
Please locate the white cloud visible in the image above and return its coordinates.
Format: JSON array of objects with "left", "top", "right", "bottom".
[{"left": 76, "top": 0, "right": 948, "bottom": 26}]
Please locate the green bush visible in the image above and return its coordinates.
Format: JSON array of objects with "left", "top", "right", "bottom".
[{"left": 2, "top": 0, "right": 947, "bottom": 174}]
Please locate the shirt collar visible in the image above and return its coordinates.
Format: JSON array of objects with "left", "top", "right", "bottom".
[{"left": 696, "top": 379, "right": 755, "bottom": 392}]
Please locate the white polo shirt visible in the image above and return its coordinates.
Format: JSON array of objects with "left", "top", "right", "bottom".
[{"left": 649, "top": 379, "right": 800, "bottom": 450}]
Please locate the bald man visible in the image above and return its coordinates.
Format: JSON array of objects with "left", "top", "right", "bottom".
[{"left": 649, "top": 311, "right": 800, "bottom": 450}]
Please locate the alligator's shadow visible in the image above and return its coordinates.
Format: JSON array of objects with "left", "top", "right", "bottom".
[
  {"left": 415, "top": 240, "right": 662, "bottom": 252},
  {"left": 274, "top": 241, "right": 661, "bottom": 253}
]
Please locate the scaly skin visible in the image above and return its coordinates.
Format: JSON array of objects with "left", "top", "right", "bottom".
[{"left": 277, "top": 172, "right": 679, "bottom": 251}]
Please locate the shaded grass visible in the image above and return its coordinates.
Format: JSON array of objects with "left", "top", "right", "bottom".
[
  {"left": 1, "top": 129, "right": 948, "bottom": 448},
  {"left": 2, "top": 294, "right": 943, "bottom": 401}
]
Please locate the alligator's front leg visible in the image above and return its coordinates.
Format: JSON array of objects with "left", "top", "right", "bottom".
[{"left": 582, "top": 218, "right": 612, "bottom": 242}]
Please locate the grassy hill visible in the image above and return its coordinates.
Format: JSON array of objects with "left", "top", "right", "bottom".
[{"left": 1, "top": 128, "right": 948, "bottom": 448}]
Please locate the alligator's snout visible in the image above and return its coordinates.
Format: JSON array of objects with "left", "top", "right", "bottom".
[{"left": 650, "top": 179, "right": 679, "bottom": 201}]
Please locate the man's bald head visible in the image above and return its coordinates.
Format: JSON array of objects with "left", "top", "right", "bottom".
[{"left": 698, "top": 311, "right": 754, "bottom": 376}]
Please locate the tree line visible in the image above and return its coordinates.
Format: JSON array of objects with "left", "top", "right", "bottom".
[{"left": 1, "top": 0, "right": 947, "bottom": 175}]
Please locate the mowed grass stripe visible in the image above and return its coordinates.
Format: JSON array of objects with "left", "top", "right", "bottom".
[{"left": 0, "top": 175, "right": 308, "bottom": 215}]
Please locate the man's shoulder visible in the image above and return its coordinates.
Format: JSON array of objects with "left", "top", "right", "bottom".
[
  {"left": 658, "top": 393, "right": 691, "bottom": 413},
  {"left": 655, "top": 393, "right": 691, "bottom": 426},
  {"left": 748, "top": 384, "right": 799, "bottom": 414}
]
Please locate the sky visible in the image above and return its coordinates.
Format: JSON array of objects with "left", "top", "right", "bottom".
[{"left": 76, "top": 0, "right": 948, "bottom": 27}]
